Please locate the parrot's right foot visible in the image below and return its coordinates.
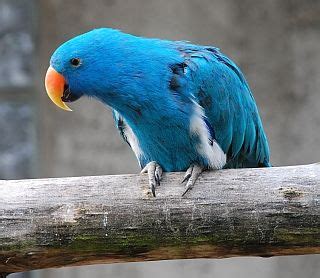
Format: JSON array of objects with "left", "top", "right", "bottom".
[
  {"left": 140, "top": 161, "right": 163, "bottom": 197},
  {"left": 181, "top": 164, "right": 203, "bottom": 197}
]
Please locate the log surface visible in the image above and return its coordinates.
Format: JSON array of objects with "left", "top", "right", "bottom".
[{"left": 0, "top": 164, "right": 320, "bottom": 273}]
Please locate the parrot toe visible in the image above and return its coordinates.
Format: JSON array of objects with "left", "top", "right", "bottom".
[
  {"left": 141, "top": 161, "right": 163, "bottom": 197},
  {"left": 181, "top": 164, "right": 203, "bottom": 197}
]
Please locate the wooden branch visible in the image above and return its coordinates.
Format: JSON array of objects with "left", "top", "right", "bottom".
[{"left": 0, "top": 164, "right": 319, "bottom": 274}]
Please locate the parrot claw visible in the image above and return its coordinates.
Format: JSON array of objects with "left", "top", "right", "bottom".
[
  {"left": 181, "top": 164, "right": 203, "bottom": 197},
  {"left": 141, "top": 161, "right": 163, "bottom": 197}
]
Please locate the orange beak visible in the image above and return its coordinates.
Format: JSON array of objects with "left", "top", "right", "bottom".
[{"left": 45, "top": 66, "right": 72, "bottom": 111}]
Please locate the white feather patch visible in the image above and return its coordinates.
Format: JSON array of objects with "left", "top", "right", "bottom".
[
  {"left": 125, "top": 123, "right": 142, "bottom": 162},
  {"left": 114, "top": 111, "right": 143, "bottom": 166},
  {"left": 190, "top": 102, "right": 226, "bottom": 169}
]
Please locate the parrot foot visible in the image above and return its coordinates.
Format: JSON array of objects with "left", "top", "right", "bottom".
[
  {"left": 181, "top": 164, "right": 203, "bottom": 197},
  {"left": 141, "top": 161, "right": 163, "bottom": 197}
]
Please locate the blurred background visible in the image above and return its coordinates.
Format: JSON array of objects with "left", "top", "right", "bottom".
[{"left": 1, "top": 0, "right": 319, "bottom": 277}]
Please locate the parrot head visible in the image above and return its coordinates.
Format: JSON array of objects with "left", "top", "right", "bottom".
[
  {"left": 45, "top": 28, "right": 181, "bottom": 116},
  {"left": 45, "top": 28, "right": 132, "bottom": 111}
]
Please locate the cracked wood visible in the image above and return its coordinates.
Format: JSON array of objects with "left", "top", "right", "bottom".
[{"left": 0, "top": 163, "right": 319, "bottom": 273}]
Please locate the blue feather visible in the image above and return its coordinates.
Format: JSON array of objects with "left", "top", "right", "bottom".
[{"left": 50, "top": 28, "right": 271, "bottom": 171}]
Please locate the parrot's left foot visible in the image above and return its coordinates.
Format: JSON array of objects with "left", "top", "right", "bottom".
[
  {"left": 141, "top": 161, "right": 163, "bottom": 197},
  {"left": 181, "top": 164, "right": 203, "bottom": 196}
]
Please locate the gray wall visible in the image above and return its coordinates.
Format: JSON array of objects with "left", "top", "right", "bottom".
[{"left": 2, "top": 0, "right": 320, "bottom": 277}]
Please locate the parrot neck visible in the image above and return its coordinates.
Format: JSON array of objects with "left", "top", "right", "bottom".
[{"left": 99, "top": 91, "right": 177, "bottom": 126}]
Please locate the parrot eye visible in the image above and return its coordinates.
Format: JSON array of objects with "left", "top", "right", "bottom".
[{"left": 70, "top": 58, "right": 81, "bottom": 67}]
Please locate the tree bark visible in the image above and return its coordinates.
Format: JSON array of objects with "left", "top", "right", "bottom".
[{"left": 0, "top": 164, "right": 319, "bottom": 273}]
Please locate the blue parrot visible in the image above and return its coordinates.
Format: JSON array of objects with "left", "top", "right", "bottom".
[{"left": 45, "top": 28, "right": 270, "bottom": 196}]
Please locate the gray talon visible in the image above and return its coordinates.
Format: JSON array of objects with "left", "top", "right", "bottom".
[
  {"left": 182, "top": 164, "right": 203, "bottom": 196},
  {"left": 141, "top": 161, "right": 163, "bottom": 197},
  {"left": 155, "top": 165, "right": 162, "bottom": 187},
  {"left": 151, "top": 183, "right": 156, "bottom": 197}
]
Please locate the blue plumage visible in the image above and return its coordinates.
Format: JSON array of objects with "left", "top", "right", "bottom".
[{"left": 50, "top": 28, "right": 270, "bottom": 174}]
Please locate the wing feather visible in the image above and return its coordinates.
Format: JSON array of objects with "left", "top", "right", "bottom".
[{"left": 178, "top": 44, "right": 270, "bottom": 168}]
